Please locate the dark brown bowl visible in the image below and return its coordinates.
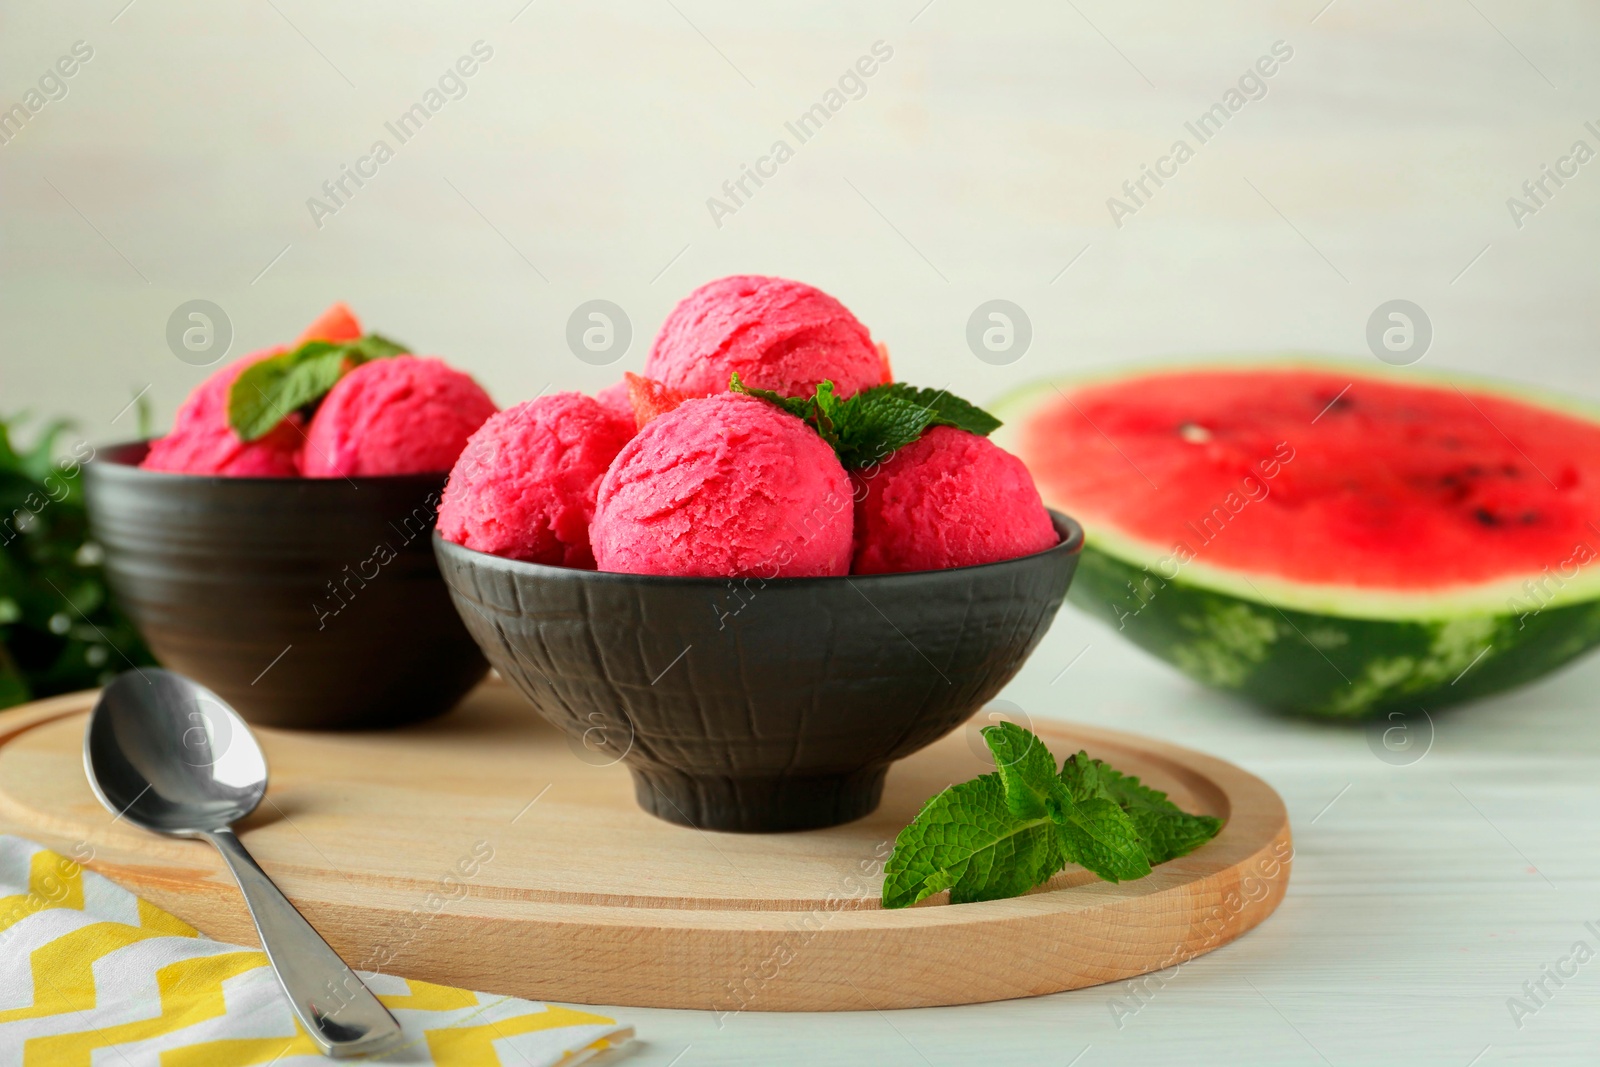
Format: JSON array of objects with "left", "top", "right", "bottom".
[
  {"left": 434, "top": 512, "right": 1083, "bottom": 832},
  {"left": 84, "top": 442, "right": 488, "bottom": 730}
]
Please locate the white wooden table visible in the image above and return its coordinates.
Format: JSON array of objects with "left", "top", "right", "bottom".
[{"left": 3, "top": 0, "right": 1597, "bottom": 1062}]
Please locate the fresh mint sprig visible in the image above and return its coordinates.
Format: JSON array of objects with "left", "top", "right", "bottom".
[
  {"left": 729, "top": 374, "right": 1001, "bottom": 470},
  {"left": 228, "top": 333, "right": 409, "bottom": 441},
  {"left": 881, "top": 722, "right": 1223, "bottom": 908}
]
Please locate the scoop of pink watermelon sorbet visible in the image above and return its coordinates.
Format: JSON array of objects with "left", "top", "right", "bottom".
[
  {"left": 594, "top": 380, "right": 635, "bottom": 426},
  {"left": 852, "top": 427, "right": 1058, "bottom": 574},
  {"left": 645, "top": 275, "right": 888, "bottom": 399},
  {"left": 438, "top": 393, "right": 634, "bottom": 568},
  {"left": 140, "top": 348, "right": 303, "bottom": 477},
  {"left": 591, "top": 393, "right": 853, "bottom": 577},
  {"left": 301, "top": 356, "right": 496, "bottom": 478}
]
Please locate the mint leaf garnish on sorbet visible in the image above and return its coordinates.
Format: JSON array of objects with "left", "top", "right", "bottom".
[
  {"left": 340, "top": 333, "right": 408, "bottom": 362},
  {"left": 228, "top": 333, "right": 409, "bottom": 441},
  {"left": 729, "top": 375, "right": 1001, "bottom": 471},
  {"left": 881, "top": 722, "right": 1222, "bottom": 908},
  {"left": 727, "top": 373, "right": 821, "bottom": 423},
  {"left": 870, "top": 383, "right": 1001, "bottom": 438}
]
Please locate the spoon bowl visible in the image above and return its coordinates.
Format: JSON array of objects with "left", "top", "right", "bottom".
[
  {"left": 85, "top": 670, "right": 267, "bottom": 836},
  {"left": 84, "top": 668, "right": 403, "bottom": 1058}
]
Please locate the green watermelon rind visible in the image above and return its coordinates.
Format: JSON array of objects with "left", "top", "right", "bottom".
[
  {"left": 1071, "top": 543, "right": 1600, "bottom": 718},
  {"left": 993, "top": 358, "right": 1600, "bottom": 718}
]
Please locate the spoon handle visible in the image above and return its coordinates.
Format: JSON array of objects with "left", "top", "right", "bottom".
[{"left": 206, "top": 828, "right": 403, "bottom": 1058}]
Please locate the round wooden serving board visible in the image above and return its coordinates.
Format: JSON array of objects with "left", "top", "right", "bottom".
[{"left": 0, "top": 682, "right": 1290, "bottom": 1012}]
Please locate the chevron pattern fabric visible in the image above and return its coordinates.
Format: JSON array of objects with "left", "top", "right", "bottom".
[{"left": 0, "top": 836, "right": 632, "bottom": 1065}]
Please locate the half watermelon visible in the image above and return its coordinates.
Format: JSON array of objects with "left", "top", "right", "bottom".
[{"left": 994, "top": 360, "right": 1600, "bottom": 718}]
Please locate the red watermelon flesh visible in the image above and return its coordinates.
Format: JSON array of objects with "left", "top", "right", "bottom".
[
  {"left": 624, "top": 372, "right": 689, "bottom": 430},
  {"left": 295, "top": 302, "right": 363, "bottom": 345},
  {"left": 1021, "top": 367, "right": 1600, "bottom": 591}
]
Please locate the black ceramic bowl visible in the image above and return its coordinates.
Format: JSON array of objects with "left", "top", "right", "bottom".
[
  {"left": 84, "top": 443, "right": 488, "bottom": 730},
  {"left": 434, "top": 511, "right": 1083, "bottom": 832}
]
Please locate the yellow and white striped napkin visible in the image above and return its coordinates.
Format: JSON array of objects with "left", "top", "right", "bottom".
[{"left": 0, "top": 836, "right": 631, "bottom": 1065}]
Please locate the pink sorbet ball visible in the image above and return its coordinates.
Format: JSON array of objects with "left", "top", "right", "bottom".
[
  {"left": 594, "top": 380, "right": 636, "bottom": 427},
  {"left": 591, "top": 393, "right": 853, "bottom": 578},
  {"left": 852, "top": 427, "right": 1058, "bottom": 574},
  {"left": 300, "top": 356, "right": 497, "bottom": 478},
  {"left": 645, "top": 275, "right": 888, "bottom": 400},
  {"left": 141, "top": 348, "right": 303, "bottom": 477},
  {"left": 437, "top": 393, "right": 635, "bottom": 568}
]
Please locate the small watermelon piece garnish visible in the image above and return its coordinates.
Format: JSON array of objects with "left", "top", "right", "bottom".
[
  {"left": 877, "top": 342, "right": 894, "bottom": 384},
  {"left": 625, "top": 372, "right": 689, "bottom": 430},
  {"left": 296, "top": 302, "right": 363, "bottom": 346}
]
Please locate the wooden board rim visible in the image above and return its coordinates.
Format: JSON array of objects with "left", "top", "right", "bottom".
[{"left": 0, "top": 686, "right": 1292, "bottom": 1011}]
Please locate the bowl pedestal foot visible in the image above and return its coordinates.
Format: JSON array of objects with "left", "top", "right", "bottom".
[{"left": 630, "top": 764, "right": 888, "bottom": 833}]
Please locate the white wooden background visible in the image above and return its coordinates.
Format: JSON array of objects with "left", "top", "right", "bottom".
[{"left": 4, "top": 1, "right": 1600, "bottom": 1063}]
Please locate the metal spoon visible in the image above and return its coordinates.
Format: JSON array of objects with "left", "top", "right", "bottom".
[{"left": 83, "top": 668, "right": 403, "bottom": 1058}]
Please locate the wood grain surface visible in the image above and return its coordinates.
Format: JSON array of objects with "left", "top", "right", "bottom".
[{"left": 0, "top": 682, "right": 1288, "bottom": 1012}]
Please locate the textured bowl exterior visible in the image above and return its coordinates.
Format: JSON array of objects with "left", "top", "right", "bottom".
[
  {"left": 84, "top": 443, "right": 488, "bottom": 730},
  {"left": 435, "top": 512, "right": 1083, "bottom": 831}
]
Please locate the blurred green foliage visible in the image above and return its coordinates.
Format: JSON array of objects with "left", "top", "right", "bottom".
[{"left": 0, "top": 416, "right": 153, "bottom": 708}]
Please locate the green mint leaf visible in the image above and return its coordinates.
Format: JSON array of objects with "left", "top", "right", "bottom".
[
  {"left": 881, "top": 726, "right": 1224, "bottom": 907},
  {"left": 1085, "top": 755, "right": 1225, "bottom": 865},
  {"left": 229, "top": 343, "right": 347, "bottom": 441},
  {"left": 343, "top": 333, "right": 409, "bottom": 361},
  {"left": 228, "top": 333, "right": 408, "bottom": 441},
  {"left": 984, "top": 720, "right": 1060, "bottom": 821},
  {"left": 810, "top": 381, "right": 847, "bottom": 452},
  {"left": 1055, "top": 747, "right": 1111, "bottom": 804},
  {"left": 882, "top": 773, "right": 1063, "bottom": 908},
  {"left": 857, "top": 383, "right": 1002, "bottom": 437},
  {"left": 728, "top": 375, "right": 1000, "bottom": 471},
  {"left": 1055, "top": 752, "right": 1155, "bottom": 882},
  {"left": 812, "top": 380, "right": 841, "bottom": 428},
  {"left": 728, "top": 373, "right": 814, "bottom": 421},
  {"left": 1051, "top": 791, "right": 1152, "bottom": 883},
  {"left": 834, "top": 393, "right": 934, "bottom": 470}
]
